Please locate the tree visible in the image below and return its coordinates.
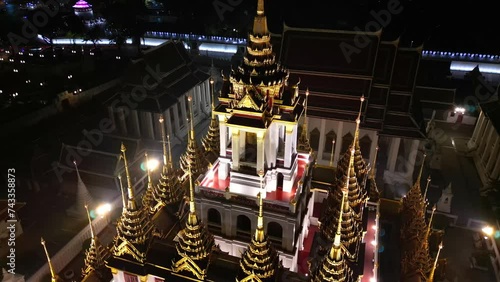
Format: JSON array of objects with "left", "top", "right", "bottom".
[{"left": 108, "top": 26, "right": 127, "bottom": 51}]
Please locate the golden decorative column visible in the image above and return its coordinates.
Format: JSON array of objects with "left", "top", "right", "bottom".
[
  {"left": 232, "top": 129, "right": 240, "bottom": 170},
  {"left": 256, "top": 131, "right": 266, "bottom": 174}
]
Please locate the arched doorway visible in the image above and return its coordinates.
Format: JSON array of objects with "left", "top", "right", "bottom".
[
  {"left": 267, "top": 222, "right": 283, "bottom": 246},
  {"left": 236, "top": 214, "right": 251, "bottom": 240},
  {"left": 207, "top": 208, "right": 222, "bottom": 233},
  {"left": 277, "top": 173, "right": 284, "bottom": 191}
]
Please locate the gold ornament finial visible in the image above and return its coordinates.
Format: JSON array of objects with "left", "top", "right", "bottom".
[
  {"left": 41, "top": 237, "right": 57, "bottom": 281},
  {"left": 84, "top": 204, "right": 95, "bottom": 240},
  {"left": 428, "top": 242, "right": 443, "bottom": 282},
  {"left": 145, "top": 152, "right": 152, "bottom": 185},
  {"left": 167, "top": 134, "right": 173, "bottom": 171},
  {"left": 417, "top": 154, "right": 427, "bottom": 184},
  {"left": 118, "top": 174, "right": 126, "bottom": 212},
  {"left": 353, "top": 95, "right": 365, "bottom": 148},
  {"left": 121, "top": 143, "right": 136, "bottom": 210},
  {"left": 257, "top": 0, "right": 265, "bottom": 15},
  {"left": 188, "top": 96, "right": 196, "bottom": 143},
  {"left": 159, "top": 116, "right": 168, "bottom": 167},
  {"left": 370, "top": 146, "right": 379, "bottom": 179},
  {"left": 426, "top": 204, "right": 437, "bottom": 239},
  {"left": 210, "top": 77, "right": 216, "bottom": 115}
]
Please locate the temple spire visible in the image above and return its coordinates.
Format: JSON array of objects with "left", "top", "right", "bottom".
[
  {"left": 257, "top": 0, "right": 264, "bottom": 15},
  {"left": 180, "top": 96, "right": 207, "bottom": 177},
  {"left": 188, "top": 163, "right": 196, "bottom": 217},
  {"left": 202, "top": 78, "right": 221, "bottom": 154},
  {"left": 167, "top": 134, "right": 173, "bottom": 170},
  {"left": 121, "top": 143, "right": 136, "bottom": 211},
  {"left": 41, "top": 237, "right": 57, "bottom": 282},
  {"left": 426, "top": 205, "right": 437, "bottom": 240},
  {"left": 353, "top": 95, "right": 364, "bottom": 144},
  {"left": 142, "top": 152, "right": 154, "bottom": 209},
  {"left": 237, "top": 170, "right": 280, "bottom": 282},
  {"left": 85, "top": 204, "right": 95, "bottom": 239},
  {"left": 82, "top": 204, "right": 109, "bottom": 278},
  {"left": 298, "top": 88, "right": 312, "bottom": 152},
  {"left": 71, "top": 160, "right": 94, "bottom": 216},
  {"left": 330, "top": 188, "right": 346, "bottom": 261},
  {"left": 252, "top": 0, "right": 268, "bottom": 35},
  {"left": 416, "top": 154, "right": 426, "bottom": 185},
  {"left": 159, "top": 116, "right": 169, "bottom": 170}
]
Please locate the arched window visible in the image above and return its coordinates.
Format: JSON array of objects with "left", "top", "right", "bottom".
[
  {"left": 207, "top": 208, "right": 222, "bottom": 233},
  {"left": 341, "top": 132, "right": 354, "bottom": 154},
  {"left": 359, "top": 135, "right": 372, "bottom": 158},
  {"left": 323, "top": 130, "right": 337, "bottom": 160},
  {"left": 267, "top": 222, "right": 283, "bottom": 246},
  {"left": 310, "top": 128, "right": 320, "bottom": 151},
  {"left": 236, "top": 215, "right": 252, "bottom": 240}
]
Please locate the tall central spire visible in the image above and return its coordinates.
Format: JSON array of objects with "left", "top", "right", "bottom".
[
  {"left": 142, "top": 152, "right": 155, "bottom": 210},
  {"left": 253, "top": 0, "right": 268, "bottom": 35}
]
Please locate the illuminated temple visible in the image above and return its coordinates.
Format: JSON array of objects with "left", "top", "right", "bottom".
[{"left": 73, "top": 0, "right": 383, "bottom": 281}]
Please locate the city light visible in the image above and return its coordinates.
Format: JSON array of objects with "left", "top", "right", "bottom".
[
  {"left": 454, "top": 107, "right": 465, "bottom": 114},
  {"left": 371, "top": 240, "right": 377, "bottom": 246},
  {"left": 147, "top": 158, "right": 160, "bottom": 171}
]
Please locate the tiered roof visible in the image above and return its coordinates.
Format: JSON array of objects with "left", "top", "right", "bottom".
[
  {"left": 237, "top": 173, "right": 280, "bottom": 281},
  {"left": 202, "top": 78, "right": 220, "bottom": 155},
  {"left": 313, "top": 189, "right": 354, "bottom": 282},
  {"left": 400, "top": 155, "right": 432, "bottom": 281},
  {"left": 172, "top": 163, "right": 215, "bottom": 280},
  {"left": 180, "top": 96, "right": 208, "bottom": 177},
  {"left": 150, "top": 117, "right": 183, "bottom": 212},
  {"left": 321, "top": 148, "right": 362, "bottom": 260},
  {"left": 82, "top": 205, "right": 110, "bottom": 278},
  {"left": 111, "top": 144, "right": 154, "bottom": 263}
]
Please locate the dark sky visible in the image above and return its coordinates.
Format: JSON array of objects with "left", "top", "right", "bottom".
[{"left": 182, "top": 0, "right": 499, "bottom": 54}]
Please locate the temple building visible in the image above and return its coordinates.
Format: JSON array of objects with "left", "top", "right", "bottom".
[{"left": 78, "top": 0, "right": 381, "bottom": 281}]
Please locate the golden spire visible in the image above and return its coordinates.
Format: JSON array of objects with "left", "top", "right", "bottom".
[
  {"left": 416, "top": 154, "right": 426, "bottom": 185},
  {"left": 85, "top": 204, "right": 95, "bottom": 240},
  {"left": 255, "top": 170, "right": 265, "bottom": 242},
  {"left": 313, "top": 185, "right": 353, "bottom": 281},
  {"left": 202, "top": 78, "right": 220, "bottom": 154},
  {"left": 423, "top": 175, "right": 432, "bottom": 201},
  {"left": 172, "top": 162, "right": 215, "bottom": 280},
  {"left": 426, "top": 205, "right": 437, "bottom": 240},
  {"left": 252, "top": 0, "right": 268, "bottom": 35},
  {"left": 370, "top": 146, "right": 379, "bottom": 179},
  {"left": 41, "top": 237, "right": 57, "bottom": 282},
  {"left": 113, "top": 144, "right": 154, "bottom": 263},
  {"left": 330, "top": 188, "right": 346, "bottom": 261},
  {"left": 118, "top": 174, "right": 126, "bottom": 212},
  {"left": 353, "top": 95, "right": 364, "bottom": 145},
  {"left": 121, "top": 143, "right": 136, "bottom": 211},
  {"left": 82, "top": 204, "right": 109, "bottom": 278},
  {"left": 167, "top": 134, "right": 174, "bottom": 170},
  {"left": 142, "top": 152, "right": 154, "bottom": 209},
  {"left": 237, "top": 170, "right": 280, "bottom": 282},
  {"left": 298, "top": 88, "right": 312, "bottom": 153},
  {"left": 159, "top": 115, "right": 169, "bottom": 170},
  {"left": 320, "top": 147, "right": 362, "bottom": 259},
  {"left": 428, "top": 243, "right": 443, "bottom": 282},
  {"left": 180, "top": 96, "right": 207, "bottom": 177}
]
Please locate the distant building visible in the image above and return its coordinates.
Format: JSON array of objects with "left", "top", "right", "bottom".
[{"left": 73, "top": 0, "right": 93, "bottom": 20}]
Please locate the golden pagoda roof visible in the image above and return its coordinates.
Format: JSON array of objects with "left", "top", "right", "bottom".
[
  {"left": 112, "top": 144, "right": 154, "bottom": 263},
  {"left": 321, "top": 148, "right": 362, "bottom": 260},
  {"left": 82, "top": 205, "right": 110, "bottom": 278},
  {"left": 401, "top": 155, "right": 427, "bottom": 220},
  {"left": 180, "top": 96, "right": 208, "bottom": 177},
  {"left": 202, "top": 79, "right": 220, "bottom": 155},
  {"left": 336, "top": 96, "right": 368, "bottom": 191},
  {"left": 228, "top": 0, "right": 290, "bottom": 102},
  {"left": 313, "top": 190, "right": 354, "bottom": 282},
  {"left": 151, "top": 117, "right": 183, "bottom": 213},
  {"left": 172, "top": 162, "right": 214, "bottom": 280},
  {"left": 237, "top": 177, "right": 280, "bottom": 282}
]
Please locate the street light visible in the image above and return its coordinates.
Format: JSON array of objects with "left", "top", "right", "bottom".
[
  {"left": 95, "top": 203, "right": 112, "bottom": 218},
  {"left": 483, "top": 226, "right": 494, "bottom": 237},
  {"left": 147, "top": 158, "right": 160, "bottom": 171}
]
